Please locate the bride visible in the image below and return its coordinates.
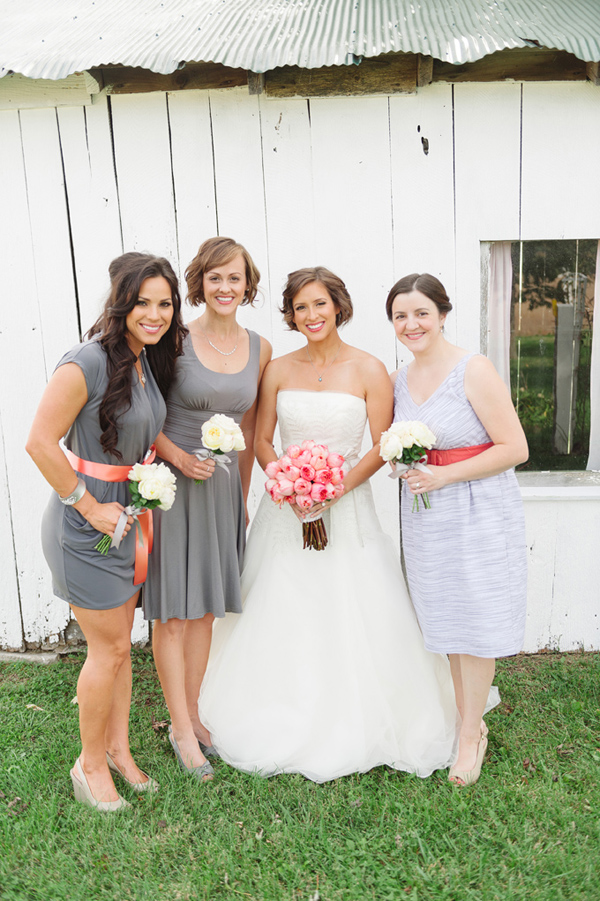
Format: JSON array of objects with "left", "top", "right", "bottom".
[{"left": 199, "top": 266, "right": 459, "bottom": 782}]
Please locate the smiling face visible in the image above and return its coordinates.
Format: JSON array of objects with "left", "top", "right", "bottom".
[
  {"left": 125, "top": 275, "right": 174, "bottom": 356},
  {"left": 391, "top": 289, "right": 446, "bottom": 353},
  {"left": 291, "top": 281, "right": 340, "bottom": 340},
  {"left": 202, "top": 253, "right": 247, "bottom": 317}
]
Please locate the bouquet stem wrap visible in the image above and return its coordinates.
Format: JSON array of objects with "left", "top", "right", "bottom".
[{"left": 192, "top": 447, "right": 232, "bottom": 485}]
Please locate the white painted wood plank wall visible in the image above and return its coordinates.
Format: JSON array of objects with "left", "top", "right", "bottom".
[{"left": 1, "top": 82, "right": 599, "bottom": 651}]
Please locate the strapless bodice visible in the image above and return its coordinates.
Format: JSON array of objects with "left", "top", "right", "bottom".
[{"left": 276, "top": 391, "right": 367, "bottom": 463}]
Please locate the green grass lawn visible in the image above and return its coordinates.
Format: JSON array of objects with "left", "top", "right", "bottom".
[{"left": 1, "top": 650, "right": 599, "bottom": 901}]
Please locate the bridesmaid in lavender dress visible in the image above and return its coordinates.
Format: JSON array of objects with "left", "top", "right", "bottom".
[{"left": 388, "top": 273, "right": 528, "bottom": 787}]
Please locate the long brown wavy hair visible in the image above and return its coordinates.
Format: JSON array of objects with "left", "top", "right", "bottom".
[{"left": 87, "top": 253, "right": 187, "bottom": 459}]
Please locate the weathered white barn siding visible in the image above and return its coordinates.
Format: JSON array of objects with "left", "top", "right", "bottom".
[{"left": 1, "top": 80, "right": 599, "bottom": 650}]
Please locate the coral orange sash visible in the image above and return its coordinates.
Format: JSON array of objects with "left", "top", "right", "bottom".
[
  {"left": 64, "top": 446, "right": 156, "bottom": 584},
  {"left": 426, "top": 442, "right": 493, "bottom": 466}
]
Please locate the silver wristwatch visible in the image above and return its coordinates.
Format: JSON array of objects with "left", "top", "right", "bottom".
[{"left": 59, "top": 477, "right": 87, "bottom": 506}]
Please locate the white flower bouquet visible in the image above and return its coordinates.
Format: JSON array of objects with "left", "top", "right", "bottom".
[
  {"left": 95, "top": 461, "right": 177, "bottom": 554},
  {"left": 194, "top": 413, "right": 246, "bottom": 485},
  {"left": 380, "top": 420, "right": 437, "bottom": 511}
]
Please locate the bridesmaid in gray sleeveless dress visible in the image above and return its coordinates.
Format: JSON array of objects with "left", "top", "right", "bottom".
[
  {"left": 27, "top": 254, "right": 187, "bottom": 810},
  {"left": 387, "top": 273, "right": 528, "bottom": 788},
  {"left": 144, "top": 237, "right": 271, "bottom": 780}
]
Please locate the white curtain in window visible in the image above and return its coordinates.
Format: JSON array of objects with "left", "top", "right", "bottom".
[
  {"left": 487, "top": 241, "right": 512, "bottom": 388},
  {"left": 586, "top": 240, "right": 600, "bottom": 470}
]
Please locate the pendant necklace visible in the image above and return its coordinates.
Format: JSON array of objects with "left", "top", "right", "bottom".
[
  {"left": 135, "top": 355, "right": 146, "bottom": 385},
  {"left": 306, "top": 342, "right": 343, "bottom": 382},
  {"left": 201, "top": 326, "right": 239, "bottom": 356}
]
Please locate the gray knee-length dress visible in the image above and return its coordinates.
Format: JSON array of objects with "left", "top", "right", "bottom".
[
  {"left": 393, "top": 353, "right": 527, "bottom": 658},
  {"left": 143, "top": 330, "right": 261, "bottom": 622},
  {"left": 41, "top": 339, "right": 167, "bottom": 610}
]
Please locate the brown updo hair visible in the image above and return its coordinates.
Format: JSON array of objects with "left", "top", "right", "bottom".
[
  {"left": 385, "top": 273, "right": 453, "bottom": 321},
  {"left": 281, "top": 267, "right": 353, "bottom": 332},
  {"left": 185, "top": 237, "right": 260, "bottom": 307}
]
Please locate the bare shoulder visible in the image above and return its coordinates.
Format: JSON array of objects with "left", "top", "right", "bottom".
[
  {"left": 346, "top": 344, "right": 388, "bottom": 378},
  {"left": 258, "top": 335, "right": 273, "bottom": 362},
  {"left": 464, "top": 353, "right": 510, "bottom": 402},
  {"left": 466, "top": 353, "right": 497, "bottom": 377}
]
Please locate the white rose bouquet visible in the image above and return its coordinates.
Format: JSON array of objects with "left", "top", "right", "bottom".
[
  {"left": 95, "top": 461, "right": 177, "bottom": 554},
  {"left": 380, "top": 420, "right": 437, "bottom": 511},
  {"left": 193, "top": 413, "right": 246, "bottom": 485}
]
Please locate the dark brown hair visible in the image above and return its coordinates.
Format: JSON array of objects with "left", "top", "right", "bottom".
[
  {"left": 281, "top": 267, "right": 353, "bottom": 331},
  {"left": 385, "top": 273, "right": 453, "bottom": 321},
  {"left": 185, "top": 237, "right": 260, "bottom": 307},
  {"left": 87, "top": 253, "right": 187, "bottom": 459}
]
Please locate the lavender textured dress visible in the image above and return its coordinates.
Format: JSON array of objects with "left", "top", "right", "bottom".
[{"left": 393, "top": 353, "right": 527, "bottom": 658}]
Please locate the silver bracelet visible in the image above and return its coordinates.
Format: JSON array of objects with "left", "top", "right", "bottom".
[{"left": 58, "top": 477, "right": 87, "bottom": 506}]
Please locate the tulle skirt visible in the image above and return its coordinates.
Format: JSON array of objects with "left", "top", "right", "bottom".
[{"left": 199, "top": 489, "right": 464, "bottom": 783}]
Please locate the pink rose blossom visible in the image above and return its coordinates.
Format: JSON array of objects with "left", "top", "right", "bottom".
[
  {"left": 324, "top": 483, "right": 336, "bottom": 500},
  {"left": 300, "top": 464, "right": 316, "bottom": 481},
  {"left": 275, "top": 471, "right": 291, "bottom": 482},
  {"left": 282, "top": 461, "right": 301, "bottom": 481},
  {"left": 265, "top": 478, "right": 277, "bottom": 494},
  {"left": 330, "top": 467, "right": 343, "bottom": 485},
  {"left": 301, "top": 440, "right": 316, "bottom": 451},
  {"left": 334, "top": 483, "right": 345, "bottom": 498},
  {"left": 286, "top": 444, "right": 301, "bottom": 459},
  {"left": 271, "top": 483, "right": 287, "bottom": 502},
  {"left": 311, "top": 483, "right": 329, "bottom": 503},
  {"left": 278, "top": 455, "right": 292, "bottom": 470},
  {"left": 327, "top": 452, "right": 344, "bottom": 468},
  {"left": 265, "top": 460, "right": 281, "bottom": 479},
  {"left": 295, "top": 494, "right": 314, "bottom": 511},
  {"left": 314, "top": 468, "right": 333, "bottom": 484},
  {"left": 296, "top": 449, "right": 312, "bottom": 466},
  {"left": 310, "top": 453, "right": 328, "bottom": 470},
  {"left": 293, "top": 478, "right": 312, "bottom": 496},
  {"left": 277, "top": 478, "right": 296, "bottom": 497}
]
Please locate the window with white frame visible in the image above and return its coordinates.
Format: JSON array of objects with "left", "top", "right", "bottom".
[{"left": 485, "top": 240, "right": 599, "bottom": 472}]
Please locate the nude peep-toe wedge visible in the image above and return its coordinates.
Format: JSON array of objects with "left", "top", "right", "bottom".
[
  {"left": 449, "top": 732, "right": 488, "bottom": 787},
  {"left": 70, "top": 758, "right": 131, "bottom": 811},
  {"left": 106, "top": 752, "right": 159, "bottom": 793}
]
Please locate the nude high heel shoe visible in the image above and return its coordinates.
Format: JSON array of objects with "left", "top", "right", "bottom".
[
  {"left": 70, "top": 758, "right": 131, "bottom": 811},
  {"left": 449, "top": 732, "right": 488, "bottom": 787}
]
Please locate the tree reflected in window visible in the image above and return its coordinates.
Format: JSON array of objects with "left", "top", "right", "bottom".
[{"left": 511, "top": 240, "right": 596, "bottom": 471}]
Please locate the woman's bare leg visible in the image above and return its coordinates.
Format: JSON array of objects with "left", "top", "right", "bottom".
[
  {"left": 152, "top": 618, "right": 208, "bottom": 770},
  {"left": 104, "top": 592, "right": 152, "bottom": 784},
  {"left": 183, "top": 614, "right": 215, "bottom": 746},
  {"left": 70, "top": 598, "right": 136, "bottom": 802},
  {"left": 449, "top": 653, "right": 495, "bottom": 778}
]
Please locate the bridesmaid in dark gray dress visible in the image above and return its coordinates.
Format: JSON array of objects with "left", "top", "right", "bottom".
[
  {"left": 27, "top": 254, "right": 187, "bottom": 810},
  {"left": 144, "top": 237, "right": 271, "bottom": 780}
]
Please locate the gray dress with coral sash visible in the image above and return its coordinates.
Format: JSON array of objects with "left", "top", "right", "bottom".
[
  {"left": 41, "top": 339, "right": 166, "bottom": 610},
  {"left": 144, "top": 330, "right": 261, "bottom": 622}
]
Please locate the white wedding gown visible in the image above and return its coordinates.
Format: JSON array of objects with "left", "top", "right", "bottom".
[{"left": 199, "top": 390, "right": 461, "bottom": 782}]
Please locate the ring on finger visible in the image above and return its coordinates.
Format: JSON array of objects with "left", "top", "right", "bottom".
[{"left": 416, "top": 482, "right": 420, "bottom": 488}]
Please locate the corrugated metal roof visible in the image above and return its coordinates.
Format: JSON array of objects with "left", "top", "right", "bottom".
[{"left": 1, "top": 0, "right": 599, "bottom": 80}]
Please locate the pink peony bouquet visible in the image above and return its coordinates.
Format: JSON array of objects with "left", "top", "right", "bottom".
[{"left": 264, "top": 440, "right": 345, "bottom": 550}]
